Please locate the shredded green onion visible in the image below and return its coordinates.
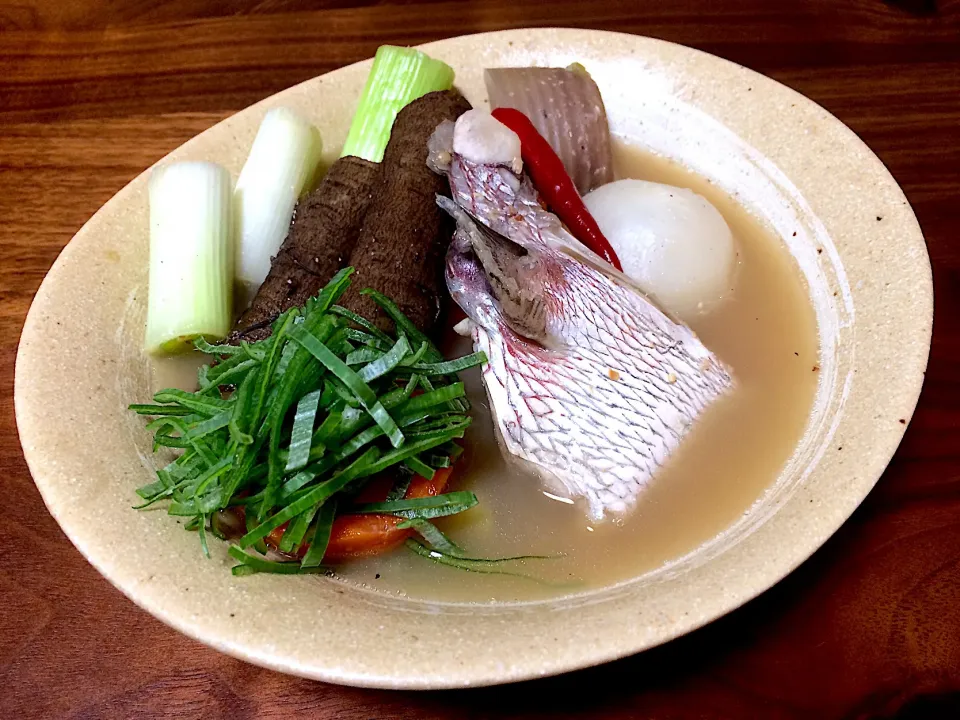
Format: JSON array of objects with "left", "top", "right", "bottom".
[
  {"left": 411, "top": 352, "right": 487, "bottom": 376},
  {"left": 399, "top": 341, "right": 430, "bottom": 368},
  {"left": 301, "top": 500, "right": 337, "bottom": 568},
  {"left": 278, "top": 501, "right": 321, "bottom": 554},
  {"left": 404, "top": 540, "right": 552, "bottom": 578},
  {"left": 193, "top": 337, "right": 244, "bottom": 356},
  {"left": 358, "top": 335, "right": 410, "bottom": 382},
  {"left": 152, "top": 389, "right": 231, "bottom": 417},
  {"left": 330, "top": 305, "right": 393, "bottom": 344},
  {"left": 384, "top": 474, "right": 413, "bottom": 503},
  {"left": 399, "top": 518, "right": 464, "bottom": 555},
  {"left": 185, "top": 411, "right": 232, "bottom": 440},
  {"left": 285, "top": 389, "right": 321, "bottom": 473},
  {"left": 404, "top": 455, "right": 435, "bottom": 480},
  {"left": 132, "top": 269, "right": 491, "bottom": 574},
  {"left": 129, "top": 404, "right": 194, "bottom": 417},
  {"left": 402, "top": 520, "right": 558, "bottom": 581},
  {"left": 229, "top": 546, "right": 329, "bottom": 575},
  {"left": 238, "top": 447, "right": 380, "bottom": 549},
  {"left": 428, "top": 454, "right": 451, "bottom": 468},
  {"left": 345, "top": 347, "right": 381, "bottom": 366},
  {"left": 353, "top": 491, "right": 478, "bottom": 520},
  {"left": 289, "top": 326, "right": 404, "bottom": 448},
  {"left": 228, "top": 367, "right": 259, "bottom": 446}
]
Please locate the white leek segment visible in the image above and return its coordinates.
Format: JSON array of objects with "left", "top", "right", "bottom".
[
  {"left": 234, "top": 107, "right": 323, "bottom": 296},
  {"left": 340, "top": 45, "right": 455, "bottom": 163},
  {"left": 145, "top": 161, "right": 234, "bottom": 355}
]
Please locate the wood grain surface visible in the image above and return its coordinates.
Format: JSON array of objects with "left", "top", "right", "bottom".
[{"left": 2, "top": 1, "right": 959, "bottom": 718}]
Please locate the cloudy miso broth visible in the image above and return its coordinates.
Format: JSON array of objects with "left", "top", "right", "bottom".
[
  {"left": 149, "top": 144, "right": 819, "bottom": 603},
  {"left": 334, "top": 144, "right": 819, "bottom": 602}
]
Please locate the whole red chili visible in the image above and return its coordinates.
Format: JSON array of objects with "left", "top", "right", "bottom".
[{"left": 491, "top": 107, "right": 623, "bottom": 271}]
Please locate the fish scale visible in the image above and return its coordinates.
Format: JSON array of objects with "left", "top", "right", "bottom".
[{"left": 434, "top": 136, "right": 733, "bottom": 520}]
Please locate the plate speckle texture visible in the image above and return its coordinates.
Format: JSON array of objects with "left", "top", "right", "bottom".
[{"left": 14, "top": 29, "right": 931, "bottom": 688}]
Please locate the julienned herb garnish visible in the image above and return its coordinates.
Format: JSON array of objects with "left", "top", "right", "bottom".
[{"left": 131, "top": 268, "right": 489, "bottom": 575}]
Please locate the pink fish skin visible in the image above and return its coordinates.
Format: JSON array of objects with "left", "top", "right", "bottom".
[{"left": 432, "top": 121, "right": 734, "bottom": 520}]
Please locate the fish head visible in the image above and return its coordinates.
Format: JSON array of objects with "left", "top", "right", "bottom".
[{"left": 440, "top": 196, "right": 566, "bottom": 348}]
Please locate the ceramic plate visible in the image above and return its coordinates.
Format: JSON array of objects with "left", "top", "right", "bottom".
[{"left": 15, "top": 29, "right": 931, "bottom": 688}]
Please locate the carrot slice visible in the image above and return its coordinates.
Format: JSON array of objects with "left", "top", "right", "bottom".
[
  {"left": 323, "top": 464, "right": 454, "bottom": 560},
  {"left": 264, "top": 465, "right": 455, "bottom": 561},
  {"left": 321, "top": 514, "right": 408, "bottom": 561},
  {"left": 405, "top": 465, "right": 453, "bottom": 500}
]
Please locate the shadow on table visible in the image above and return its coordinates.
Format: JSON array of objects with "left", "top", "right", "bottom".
[{"left": 885, "top": 0, "right": 938, "bottom": 17}]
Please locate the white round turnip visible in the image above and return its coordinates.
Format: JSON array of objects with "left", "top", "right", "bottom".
[{"left": 584, "top": 179, "right": 737, "bottom": 320}]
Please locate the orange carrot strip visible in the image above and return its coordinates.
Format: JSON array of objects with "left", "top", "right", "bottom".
[
  {"left": 323, "top": 465, "right": 454, "bottom": 559},
  {"left": 264, "top": 465, "right": 455, "bottom": 561}
]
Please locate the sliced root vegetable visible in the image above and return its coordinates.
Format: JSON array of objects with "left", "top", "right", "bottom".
[
  {"left": 484, "top": 64, "right": 613, "bottom": 195},
  {"left": 145, "top": 161, "right": 234, "bottom": 354},
  {"left": 234, "top": 107, "right": 323, "bottom": 297}
]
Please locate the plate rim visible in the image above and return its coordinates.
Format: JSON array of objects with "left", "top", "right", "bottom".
[{"left": 14, "top": 27, "right": 932, "bottom": 688}]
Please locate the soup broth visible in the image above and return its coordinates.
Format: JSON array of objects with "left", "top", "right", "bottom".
[{"left": 152, "top": 143, "right": 820, "bottom": 603}]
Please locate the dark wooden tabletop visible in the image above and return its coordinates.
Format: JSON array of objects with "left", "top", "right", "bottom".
[{"left": 2, "top": 1, "right": 959, "bottom": 718}]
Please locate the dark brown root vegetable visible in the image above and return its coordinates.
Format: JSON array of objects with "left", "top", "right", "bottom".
[
  {"left": 229, "top": 155, "right": 379, "bottom": 342},
  {"left": 340, "top": 89, "right": 472, "bottom": 334}
]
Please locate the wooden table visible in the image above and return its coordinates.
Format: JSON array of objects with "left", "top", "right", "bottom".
[{"left": 2, "top": 1, "right": 958, "bottom": 717}]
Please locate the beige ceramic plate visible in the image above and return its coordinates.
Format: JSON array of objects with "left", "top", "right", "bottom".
[{"left": 15, "top": 29, "right": 931, "bottom": 688}]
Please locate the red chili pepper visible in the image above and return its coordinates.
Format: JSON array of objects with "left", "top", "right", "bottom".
[{"left": 491, "top": 107, "right": 623, "bottom": 271}]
